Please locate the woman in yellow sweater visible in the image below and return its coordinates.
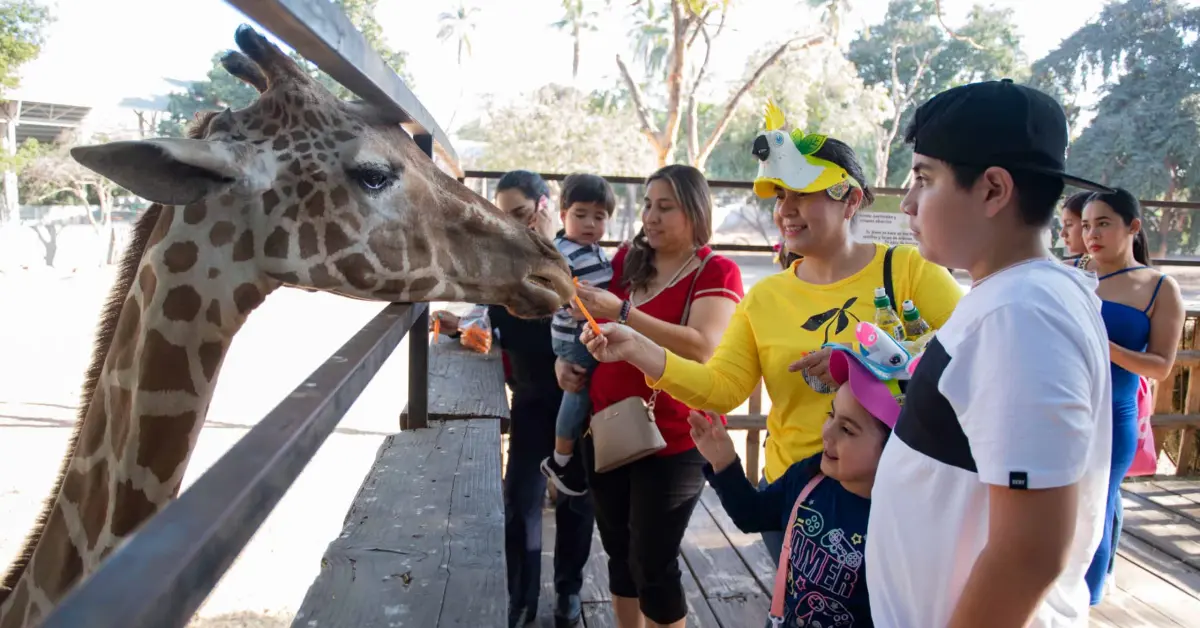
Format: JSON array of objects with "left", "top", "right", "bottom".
[{"left": 581, "top": 103, "right": 963, "bottom": 563}]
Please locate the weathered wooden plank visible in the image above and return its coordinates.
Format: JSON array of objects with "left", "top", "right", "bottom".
[
  {"left": 697, "top": 487, "right": 776, "bottom": 595},
  {"left": 680, "top": 501, "right": 770, "bottom": 627},
  {"left": 1120, "top": 490, "right": 1200, "bottom": 571},
  {"left": 1151, "top": 480, "right": 1200, "bottom": 508},
  {"left": 677, "top": 555, "right": 728, "bottom": 628},
  {"left": 1092, "top": 582, "right": 1183, "bottom": 627},
  {"left": 1117, "top": 534, "right": 1200, "bottom": 602},
  {"left": 433, "top": 420, "right": 506, "bottom": 626},
  {"left": 401, "top": 335, "right": 509, "bottom": 428},
  {"left": 1109, "top": 539, "right": 1200, "bottom": 626},
  {"left": 581, "top": 525, "right": 612, "bottom": 603},
  {"left": 291, "top": 421, "right": 504, "bottom": 627},
  {"left": 1124, "top": 482, "right": 1200, "bottom": 524}
]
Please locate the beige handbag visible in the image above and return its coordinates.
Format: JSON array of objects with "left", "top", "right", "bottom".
[{"left": 589, "top": 253, "right": 712, "bottom": 473}]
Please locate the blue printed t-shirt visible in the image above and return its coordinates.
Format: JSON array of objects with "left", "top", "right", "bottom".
[{"left": 704, "top": 454, "right": 873, "bottom": 627}]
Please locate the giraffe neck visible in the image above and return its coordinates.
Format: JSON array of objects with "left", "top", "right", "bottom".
[{"left": 0, "top": 203, "right": 276, "bottom": 627}]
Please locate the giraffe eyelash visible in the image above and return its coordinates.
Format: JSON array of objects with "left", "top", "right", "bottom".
[{"left": 347, "top": 164, "right": 397, "bottom": 194}]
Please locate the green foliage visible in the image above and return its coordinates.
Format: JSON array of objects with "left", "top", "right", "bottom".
[
  {"left": 848, "top": 0, "right": 1027, "bottom": 185},
  {"left": 702, "top": 45, "right": 890, "bottom": 181},
  {"left": 1031, "top": 0, "right": 1200, "bottom": 255},
  {"left": 0, "top": 0, "right": 52, "bottom": 94},
  {"left": 158, "top": 0, "right": 411, "bottom": 137},
  {"left": 465, "top": 85, "right": 658, "bottom": 176}
]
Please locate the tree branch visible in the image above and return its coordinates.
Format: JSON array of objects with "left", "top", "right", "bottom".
[
  {"left": 695, "top": 33, "right": 827, "bottom": 168},
  {"left": 933, "top": 0, "right": 985, "bottom": 50},
  {"left": 615, "top": 53, "right": 662, "bottom": 151},
  {"left": 685, "top": 9, "right": 725, "bottom": 163}
]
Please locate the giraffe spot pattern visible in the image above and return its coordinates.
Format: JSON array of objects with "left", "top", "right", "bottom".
[
  {"left": 232, "top": 230, "right": 255, "bottom": 262},
  {"left": 61, "top": 459, "right": 109, "bottom": 550},
  {"left": 138, "top": 329, "right": 197, "bottom": 395},
  {"left": 79, "top": 386, "right": 107, "bottom": 458},
  {"left": 304, "top": 193, "right": 326, "bottom": 217},
  {"left": 206, "top": 299, "right": 222, "bottom": 326},
  {"left": 32, "top": 509, "right": 82, "bottom": 599},
  {"left": 111, "top": 479, "right": 158, "bottom": 538},
  {"left": 162, "top": 285, "right": 203, "bottom": 322},
  {"left": 198, "top": 341, "right": 223, "bottom": 382},
  {"left": 297, "top": 181, "right": 313, "bottom": 199},
  {"left": 298, "top": 223, "right": 319, "bottom": 258},
  {"left": 145, "top": 205, "right": 174, "bottom": 249},
  {"left": 138, "top": 265, "right": 158, "bottom": 306},
  {"left": 324, "top": 222, "right": 352, "bottom": 255},
  {"left": 375, "top": 279, "right": 407, "bottom": 296},
  {"left": 0, "top": 579, "right": 28, "bottom": 628},
  {"left": 208, "top": 268, "right": 220, "bottom": 279},
  {"left": 272, "top": 136, "right": 289, "bottom": 151},
  {"left": 334, "top": 253, "right": 375, "bottom": 291},
  {"left": 329, "top": 184, "right": 349, "bottom": 208},
  {"left": 268, "top": 271, "right": 300, "bottom": 285},
  {"left": 209, "top": 221, "right": 237, "bottom": 246},
  {"left": 261, "top": 189, "right": 281, "bottom": 215},
  {"left": 136, "top": 412, "right": 198, "bottom": 484},
  {"left": 183, "top": 203, "right": 207, "bottom": 225},
  {"left": 233, "top": 283, "right": 265, "bottom": 315},
  {"left": 163, "top": 241, "right": 199, "bottom": 273},
  {"left": 111, "top": 297, "right": 140, "bottom": 372},
  {"left": 408, "top": 276, "right": 439, "bottom": 296},
  {"left": 264, "top": 227, "right": 289, "bottom": 259},
  {"left": 108, "top": 385, "right": 131, "bottom": 461},
  {"left": 309, "top": 264, "right": 339, "bottom": 288}
]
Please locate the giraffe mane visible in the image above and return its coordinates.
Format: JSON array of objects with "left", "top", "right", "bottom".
[{"left": 0, "top": 203, "right": 165, "bottom": 602}]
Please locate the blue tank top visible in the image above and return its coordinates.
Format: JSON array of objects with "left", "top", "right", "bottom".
[{"left": 1098, "top": 267, "right": 1165, "bottom": 422}]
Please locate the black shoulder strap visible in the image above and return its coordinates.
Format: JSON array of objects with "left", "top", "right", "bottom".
[{"left": 883, "top": 245, "right": 897, "bottom": 308}]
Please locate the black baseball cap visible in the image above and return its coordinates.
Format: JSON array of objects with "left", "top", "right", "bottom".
[{"left": 908, "top": 78, "right": 1113, "bottom": 193}]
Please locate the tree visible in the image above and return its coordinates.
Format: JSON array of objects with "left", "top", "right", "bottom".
[
  {"left": 158, "top": 0, "right": 411, "bottom": 137},
  {"left": 616, "top": 0, "right": 827, "bottom": 169},
  {"left": 20, "top": 134, "right": 123, "bottom": 264},
  {"left": 437, "top": 2, "right": 481, "bottom": 132},
  {"left": 848, "top": 0, "right": 1027, "bottom": 186},
  {"left": 553, "top": 0, "right": 600, "bottom": 81},
  {"left": 462, "top": 85, "right": 658, "bottom": 177},
  {"left": 704, "top": 44, "right": 891, "bottom": 181},
  {"left": 0, "top": 0, "right": 52, "bottom": 95},
  {"left": 1032, "top": 0, "right": 1200, "bottom": 257}
]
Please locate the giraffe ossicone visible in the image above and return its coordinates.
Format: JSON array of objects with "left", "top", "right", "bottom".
[{"left": 0, "top": 24, "right": 572, "bottom": 628}]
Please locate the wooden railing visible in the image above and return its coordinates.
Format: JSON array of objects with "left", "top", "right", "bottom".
[{"left": 38, "top": 1, "right": 458, "bottom": 626}]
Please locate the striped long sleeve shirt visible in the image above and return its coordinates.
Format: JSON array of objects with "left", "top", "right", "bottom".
[{"left": 551, "top": 234, "right": 613, "bottom": 344}]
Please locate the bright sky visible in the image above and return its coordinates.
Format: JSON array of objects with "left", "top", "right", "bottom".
[{"left": 11, "top": 0, "right": 1142, "bottom": 137}]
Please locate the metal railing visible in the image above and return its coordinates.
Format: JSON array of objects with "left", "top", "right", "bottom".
[
  {"left": 39, "top": 1, "right": 454, "bottom": 625},
  {"left": 463, "top": 169, "right": 1200, "bottom": 267}
]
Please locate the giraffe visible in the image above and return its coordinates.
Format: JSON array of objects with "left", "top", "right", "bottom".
[{"left": 0, "top": 25, "right": 573, "bottom": 628}]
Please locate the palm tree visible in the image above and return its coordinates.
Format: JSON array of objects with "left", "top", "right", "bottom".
[
  {"left": 437, "top": 2, "right": 481, "bottom": 131},
  {"left": 437, "top": 3, "right": 481, "bottom": 67},
  {"left": 553, "top": 0, "right": 600, "bottom": 81}
]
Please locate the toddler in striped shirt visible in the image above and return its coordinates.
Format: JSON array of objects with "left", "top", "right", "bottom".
[{"left": 540, "top": 174, "right": 616, "bottom": 497}]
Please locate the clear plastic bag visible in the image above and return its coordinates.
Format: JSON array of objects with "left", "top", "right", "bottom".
[{"left": 458, "top": 305, "right": 493, "bottom": 354}]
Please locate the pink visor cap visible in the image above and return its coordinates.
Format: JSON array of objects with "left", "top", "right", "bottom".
[{"left": 827, "top": 349, "right": 903, "bottom": 430}]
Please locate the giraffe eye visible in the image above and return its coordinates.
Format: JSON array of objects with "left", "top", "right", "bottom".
[{"left": 349, "top": 166, "right": 395, "bottom": 193}]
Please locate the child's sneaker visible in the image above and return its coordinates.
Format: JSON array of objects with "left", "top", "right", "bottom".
[{"left": 540, "top": 455, "right": 588, "bottom": 496}]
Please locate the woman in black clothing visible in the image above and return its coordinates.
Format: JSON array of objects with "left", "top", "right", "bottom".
[{"left": 432, "top": 171, "right": 593, "bottom": 628}]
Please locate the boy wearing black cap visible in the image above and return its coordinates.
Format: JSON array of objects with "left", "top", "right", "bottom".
[{"left": 865, "top": 79, "right": 1114, "bottom": 627}]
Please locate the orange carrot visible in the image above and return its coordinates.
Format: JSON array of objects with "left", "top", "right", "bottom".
[
  {"left": 572, "top": 277, "right": 604, "bottom": 336},
  {"left": 432, "top": 317, "right": 441, "bottom": 338}
]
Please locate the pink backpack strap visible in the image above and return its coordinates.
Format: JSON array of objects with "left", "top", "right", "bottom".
[{"left": 768, "top": 473, "right": 825, "bottom": 625}]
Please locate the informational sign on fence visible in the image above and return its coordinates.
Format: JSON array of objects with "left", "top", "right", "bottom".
[{"left": 852, "top": 210, "right": 918, "bottom": 247}]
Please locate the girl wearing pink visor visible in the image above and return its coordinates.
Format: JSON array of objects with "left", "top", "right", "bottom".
[{"left": 688, "top": 322, "right": 905, "bottom": 628}]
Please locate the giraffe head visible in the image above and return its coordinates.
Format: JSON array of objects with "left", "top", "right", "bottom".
[{"left": 68, "top": 25, "right": 572, "bottom": 317}]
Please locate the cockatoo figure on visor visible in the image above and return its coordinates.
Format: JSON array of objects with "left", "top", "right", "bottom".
[{"left": 752, "top": 99, "right": 863, "bottom": 201}]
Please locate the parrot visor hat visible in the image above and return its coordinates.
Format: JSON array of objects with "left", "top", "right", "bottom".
[{"left": 752, "top": 100, "right": 862, "bottom": 202}]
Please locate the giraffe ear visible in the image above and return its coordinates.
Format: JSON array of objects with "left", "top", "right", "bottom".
[{"left": 70, "top": 138, "right": 243, "bottom": 206}]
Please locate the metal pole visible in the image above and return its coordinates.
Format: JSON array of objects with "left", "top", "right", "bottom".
[{"left": 405, "top": 133, "right": 434, "bottom": 430}]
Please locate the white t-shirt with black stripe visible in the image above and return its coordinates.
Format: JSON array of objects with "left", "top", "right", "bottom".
[
  {"left": 867, "top": 259, "right": 1112, "bottom": 628},
  {"left": 551, "top": 235, "right": 613, "bottom": 344}
]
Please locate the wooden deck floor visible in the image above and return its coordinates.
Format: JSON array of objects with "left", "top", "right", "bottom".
[{"left": 533, "top": 480, "right": 1200, "bottom": 628}]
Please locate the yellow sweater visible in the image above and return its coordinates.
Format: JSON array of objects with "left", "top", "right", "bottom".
[{"left": 650, "top": 243, "right": 963, "bottom": 482}]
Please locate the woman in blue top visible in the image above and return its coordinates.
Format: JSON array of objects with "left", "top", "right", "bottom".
[{"left": 1077, "top": 187, "right": 1184, "bottom": 604}]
